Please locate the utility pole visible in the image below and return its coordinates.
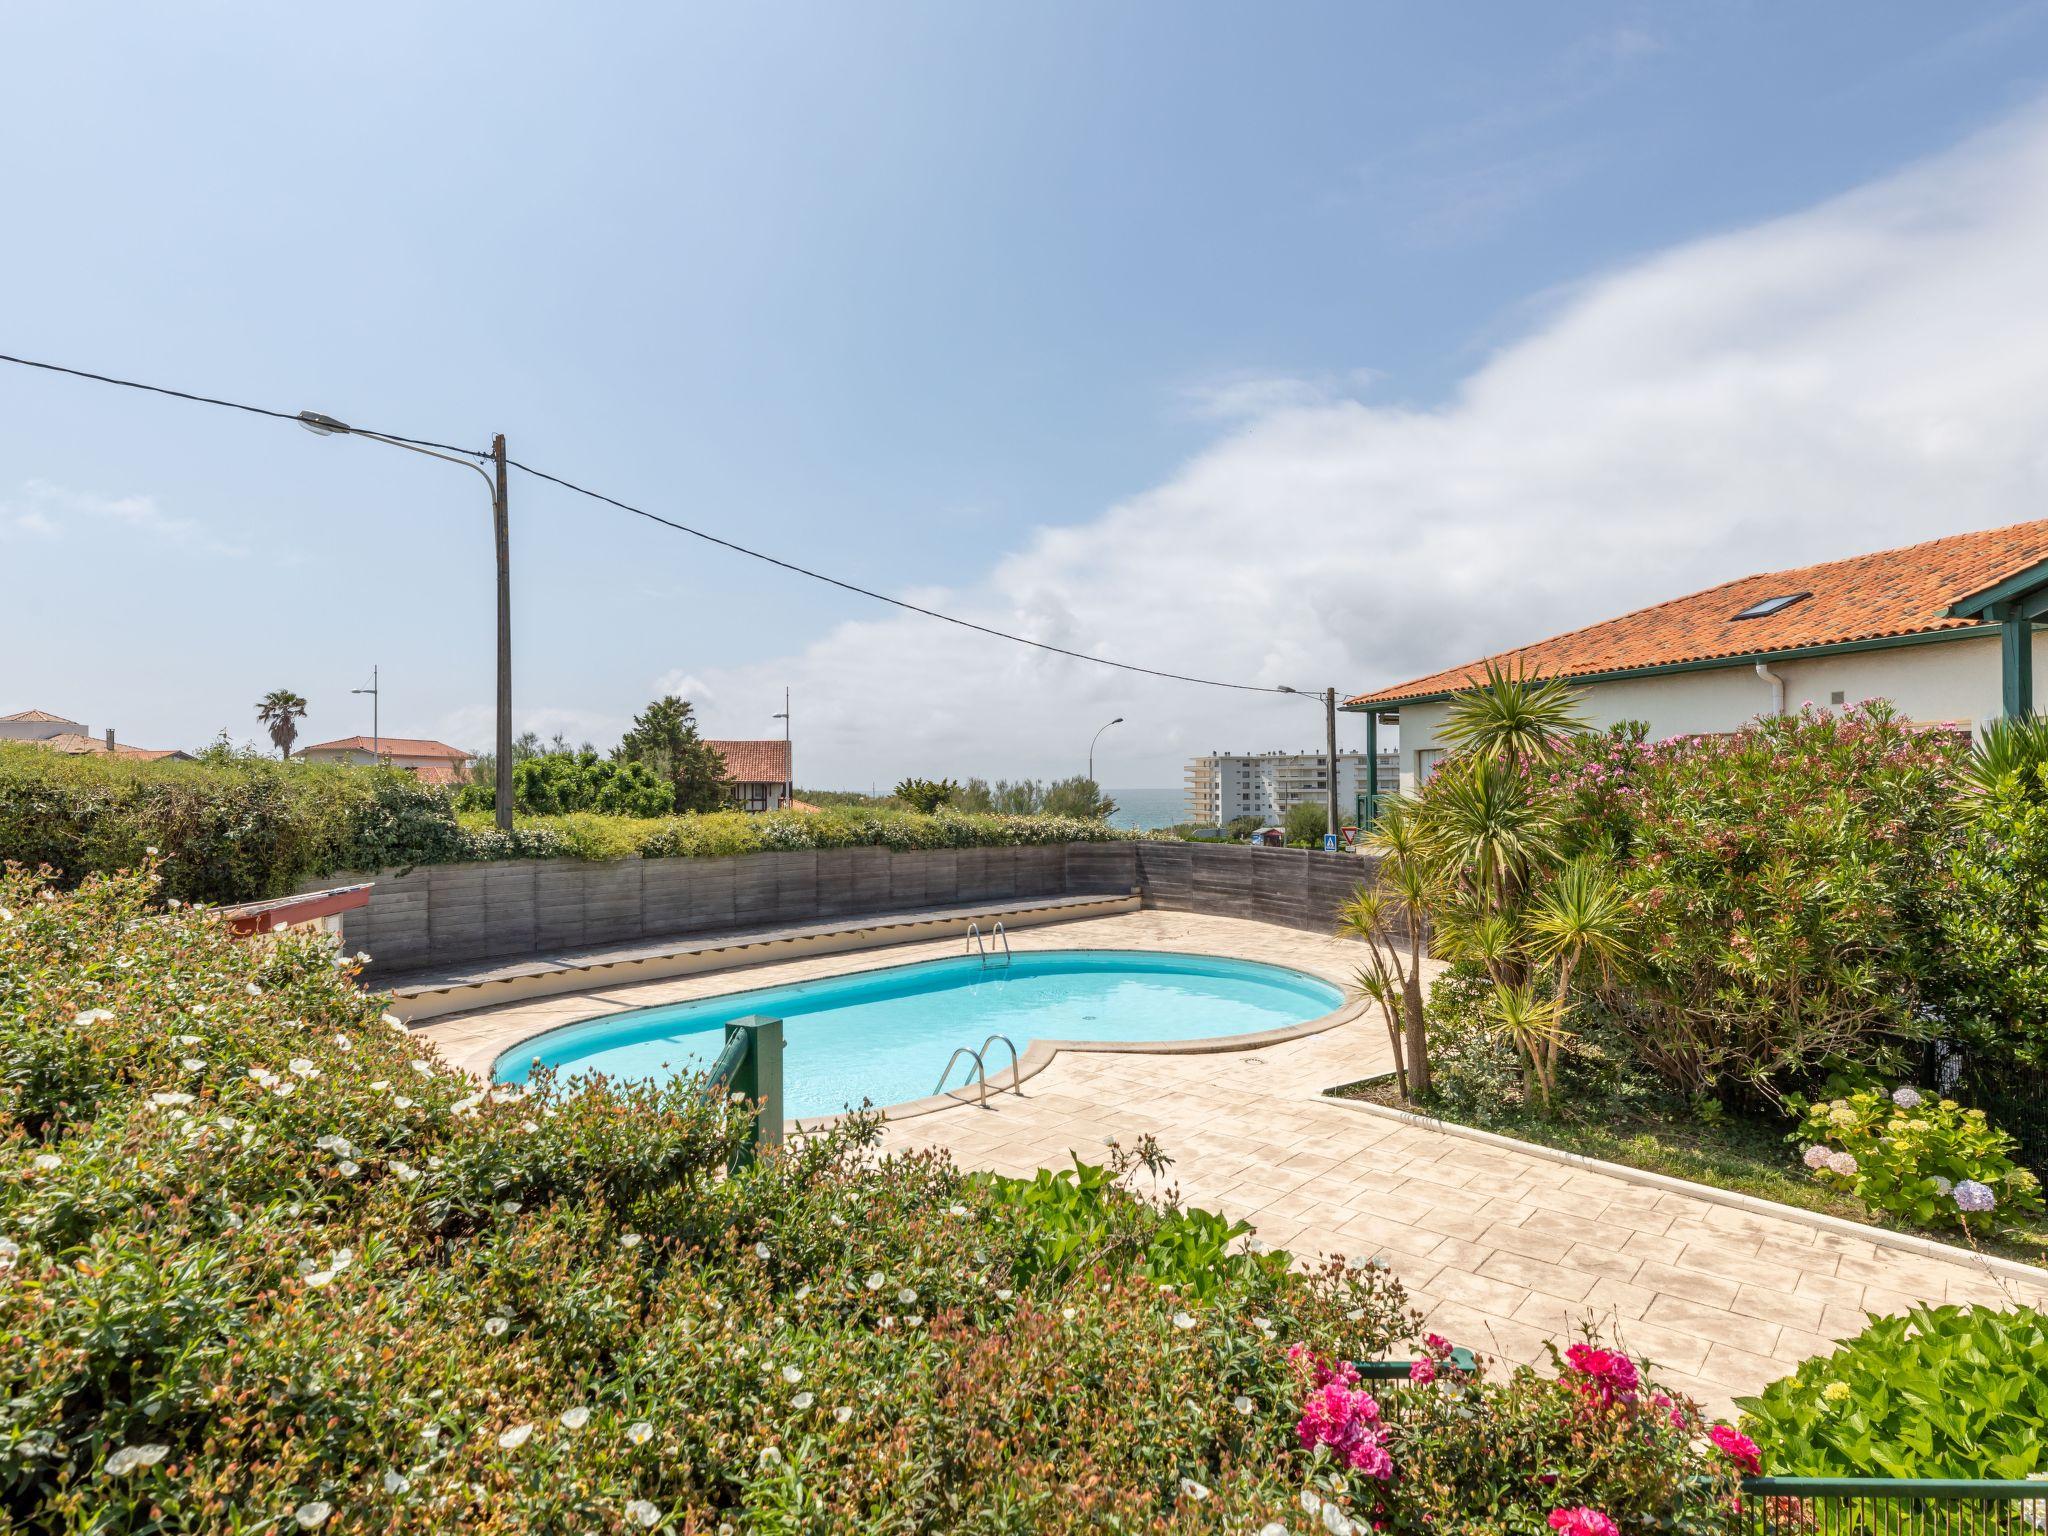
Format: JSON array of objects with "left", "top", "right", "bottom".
[
  {"left": 492, "top": 434, "right": 513, "bottom": 833},
  {"left": 352, "top": 665, "right": 380, "bottom": 757},
  {"left": 1324, "top": 686, "right": 1340, "bottom": 851}
]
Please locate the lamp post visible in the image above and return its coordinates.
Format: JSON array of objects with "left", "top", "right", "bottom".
[
  {"left": 1278, "top": 686, "right": 1341, "bottom": 849},
  {"left": 772, "top": 686, "right": 791, "bottom": 807},
  {"left": 351, "top": 665, "right": 380, "bottom": 757},
  {"left": 1087, "top": 716, "right": 1124, "bottom": 784},
  {"left": 299, "top": 412, "right": 514, "bottom": 833}
]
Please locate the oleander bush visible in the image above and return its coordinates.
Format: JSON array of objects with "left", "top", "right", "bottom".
[
  {"left": 1739, "top": 1305, "right": 2048, "bottom": 1479},
  {"left": 0, "top": 745, "right": 1132, "bottom": 908},
  {"left": 0, "top": 863, "right": 1754, "bottom": 1533}
]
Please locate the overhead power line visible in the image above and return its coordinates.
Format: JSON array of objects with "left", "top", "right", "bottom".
[{"left": 0, "top": 349, "right": 1294, "bottom": 695}]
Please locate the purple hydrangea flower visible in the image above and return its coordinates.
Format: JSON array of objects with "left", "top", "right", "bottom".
[
  {"left": 1825, "top": 1151, "right": 1859, "bottom": 1178},
  {"left": 1801, "top": 1145, "right": 1832, "bottom": 1170},
  {"left": 1954, "top": 1181, "right": 1997, "bottom": 1214},
  {"left": 1931, "top": 1177, "right": 1954, "bottom": 1196},
  {"left": 1891, "top": 1087, "right": 1924, "bottom": 1110}
]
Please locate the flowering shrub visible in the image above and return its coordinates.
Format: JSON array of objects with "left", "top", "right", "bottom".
[
  {"left": 1792, "top": 1082, "right": 2042, "bottom": 1230},
  {"left": 1550, "top": 705, "right": 1960, "bottom": 1099},
  {"left": 1739, "top": 1305, "right": 2048, "bottom": 1479}
]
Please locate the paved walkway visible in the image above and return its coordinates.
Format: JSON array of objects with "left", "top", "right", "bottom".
[{"left": 420, "top": 910, "right": 2048, "bottom": 1416}]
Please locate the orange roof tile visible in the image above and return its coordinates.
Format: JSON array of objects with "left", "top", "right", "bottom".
[
  {"left": 0, "top": 708, "right": 80, "bottom": 724},
  {"left": 298, "top": 736, "right": 474, "bottom": 760},
  {"left": 708, "top": 739, "right": 791, "bottom": 783},
  {"left": 32, "top": 732, "right": 189, "bottom": 761},
  {"left": 1348, "top": 519, "right": 2048, "bottom": 709}
]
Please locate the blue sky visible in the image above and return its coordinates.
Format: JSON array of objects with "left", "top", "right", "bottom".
[{"left": 8, "top": 4, "right": 2048, "bottom": 785}]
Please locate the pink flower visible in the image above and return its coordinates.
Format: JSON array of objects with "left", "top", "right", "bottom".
[
  {"left": 1295, "top": 1379, "right": 1394, "bottom": 1481},
  {"left": 1548, "top": 1508, "right": 1619, "bottom": 1536},
  {"left": 1409, "top": 1358, "right": 1437, "bottom": 1385},
  {"left": 1708, "top": 1423, "right": 1762, "bottom": 1474},
  {"left": 1423, "top": 1333, "right": 1453, "bottom": 1359},
  {"left": 1562, "top": 1344, "right": 1639, "bottom": 1406},
  {"left": 1652, "top": 1391, "right": 1685, "bottom": 1430}
]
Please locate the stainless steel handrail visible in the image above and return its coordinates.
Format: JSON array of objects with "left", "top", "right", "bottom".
[
  {"left": 933, "top": 1045, "right": 990, "bottom": 1108},
  {"left": 977, "top": 1033, "right": 1022, "bottom": 1096},
  {"left": 965, "top": 922, "right": 986, "bottom": 962},
  {"left": 990, "top": 920, "right": 1011, "bottom": 968}
]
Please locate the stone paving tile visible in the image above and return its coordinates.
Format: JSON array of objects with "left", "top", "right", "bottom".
[{"left": 423, "top": 906, "right": 2043, "bottom": 1419}]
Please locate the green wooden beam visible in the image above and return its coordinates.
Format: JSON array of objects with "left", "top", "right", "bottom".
[
  {"left": 1997, "top": 602, "right": 2035, "bottom": 719},
  {"left": 1361, "top": 710, "right": 1379, "bottom": 828}
]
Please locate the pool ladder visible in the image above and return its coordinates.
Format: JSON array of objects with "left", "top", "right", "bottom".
[
  {"left": 966, "top": 920, "right": 1012, "bottom": 969},
  {"left": 933, "top": 1032, "right": 1023, "bottom": 1109}
]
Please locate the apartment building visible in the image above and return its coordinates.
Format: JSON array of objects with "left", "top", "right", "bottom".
[{"left": 1183, "top": 749, "right": 1399, "bottom": 827}]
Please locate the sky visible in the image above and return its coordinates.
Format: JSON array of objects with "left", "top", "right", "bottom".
[{"left": 8, "top": 4, "right": 2048, "bottom": 789}]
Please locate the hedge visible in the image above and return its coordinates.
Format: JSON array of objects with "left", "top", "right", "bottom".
[{"left": 0, "top": 746, "right": 1137, "bottom": 908}]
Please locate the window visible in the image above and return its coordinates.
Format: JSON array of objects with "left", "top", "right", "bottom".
[{"left": 1730, "top": 592, "right": 1811, "bottom": 620}]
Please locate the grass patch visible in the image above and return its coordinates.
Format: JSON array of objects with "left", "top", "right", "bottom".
[{"left": 1326, "top": 1075, "right": 2048, "bottom": 1269}]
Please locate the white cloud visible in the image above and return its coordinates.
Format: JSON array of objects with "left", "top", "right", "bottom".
[
  {"left": 710, "top": 102, "right": 2048, "bottom": 789},
  {"left": 4, "top": 479, "right": 248, "bottom": 557}
]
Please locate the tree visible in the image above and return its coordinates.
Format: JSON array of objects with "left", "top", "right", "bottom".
[
  {"left": 1283, "top": 800, "right": 1329, "bottom": 846},
  {"left": 1340, "top": 798, "right": 1438, "bottom": 1098},
  {"left": 616, "top": 696, "right": 730, "bottom": 813},
  {"left": 893, "top": 777, "right": 959, "bottom": 814},
  {"left": 1041, "top": 775, "right": 1117, "bottom": 821},
  {"left": 255, "top": 689, "right": 308, "bottom": 760}
]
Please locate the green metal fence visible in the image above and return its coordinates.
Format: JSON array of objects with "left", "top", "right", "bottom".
[
  {"left": 703, "top": 1013, "right": 783, "bottom": 1172},
  {"left": 1356, "top": 1361, "right": 2046, "bottom": 1533}
]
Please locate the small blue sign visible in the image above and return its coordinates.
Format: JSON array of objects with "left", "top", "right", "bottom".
[{"left": 1323, "top": 832, "right": 1339, "bottom": 852}]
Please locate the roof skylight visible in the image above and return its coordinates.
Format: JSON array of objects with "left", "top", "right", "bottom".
[{"left": 1730, "top": 591, "right": 1811, "bottom": 621}]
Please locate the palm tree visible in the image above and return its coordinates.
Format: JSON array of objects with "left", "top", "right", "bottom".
[{"left": 256, "top": 689, "right": 309, "bottom": 760}]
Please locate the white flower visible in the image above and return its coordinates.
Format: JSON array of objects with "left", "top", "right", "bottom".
[
  {"left": 1172, "top": 1311, "right": 1195, "bottom": 1330},
  {"left": 421, "top": 1424, "right": 441, "bottom": 1442},
  {"left": 383, "top": 1470, "right": 410, "bottom": 1494},
  {"left": 832, "top": 1405, "right": 853, "bottom": 1424},
  {"left": 368, "top": 1080, "right": 390, "bottom": 1093},
  {"left": 288, "top": 1058, "right": 318, "bottom": 1078},
  {"left": 33, "top": 1153, "right": 60, "bottom": 1171},
  {"left": 1301, "top": 1490, "right": 1323, "bottom": 1515},
  {"left": 897, "top": 1287, "right": 917, "bottom": 1304},
  {"left": 249, "top": 1067, "right": 279, "bottom": 1088},
  {"left": 355, "top": 950, "right": 370, "bottom": 964},
  {"left": 484, "top": 1317, "right": 509, "bottom": 1337},
  {"left": 175, "top": 1034, "right": 204, "bottom": 1046},
  {"left": 105, "top": 1443, "right": 170, "bottom": 1475},
  {"left": 792, "top": 1391, "right": 815, "bottom": 1410},
  {"left": 0, "top": 1236, "right": 19, "bottom": 1271},
  {"left": 1061, "top": 1308, "right": 1076, "bottom": 1321},
  {"left": 755, "top": 1241, "right": 772, "bottom": 1260},
  {"left": 334, "top": 1035, "right": 352, "bottom": 1052},
  {"left": 337, "top": 1161, "right": 360, "bottom": 1179},
  {"left": 305, "top": 1269, "right": 336, "bottom": 1288},
  {"left": 1233, "top": 1394, "right": 1254, "bottom": 1415},
  {"left": 412, "top": 1060, "right": 435, "bottom": 1077},
  {"left": 1179, "top": 1478, "right": 1209, "bottom": 1501},
  {"left": 995, "top": 1289, "right": 1014, "bottom": 1302},
  {"left": 391, "top": 1161, "right": 420, "bottom": 1183},
  {"left": 828, "top": 1213, "right": 846, "bottom": 1227},
  {"left": 181, "top": 1058, "right": 206, "bottom": 1073},
  {"left": 498, "top": 1423, "right": 533, "bottom": 1450},
  {"left": 948, "top": 1204, "right": 969, "bottom": 1217},
  {"left": 626, "top": 1420, "right": 654, "bottom": 1445},
  {"left": 560, "top": 1406, "right": 590, "bottom": 1430},
  {"left": 906, "top": 1315, "right": 924, "bottom": 1328},
  {"left": 275, "top": 1082, "right": 297, "bottom": 1098},
  {"left": 865, "top": 1271, "right": 885, "bottom": 1292},
  {"left": 1322, "top": 1502, "right": 1355, "bottom": 1535},
  {"left": 624, "top": 1500, "right": 661, "bottom": 1529},
  {"left": 1892, "top": 1086, "right": 1925, "bottom": 1109},
  {"left": 501, "top": 1200, "right": 522, "bottom": 1215},
  {"left": 781, "top": 1365, "right": 802, "bottom": 1384},
  {"left": 294, "top": 1501, "right": 332, "bottom": 1530},
  {"left": 315, "top": 1135, "right": 354, "bottom": 1156},
  {"left": 393, "top": 1096, "right": 414, "bottom": 1109},
  {"left": 150, "top": 1091, "right": 195, "bottom": 1107},
  {"left": 145, "top": 845, "right": 159, "bottom": 855},
  {"left": 75, "top": 1009, "right": 115, "bottom": 1026},
  {"left": 1259, "top": 1525, "right": 1289, "bottom": 1536},
  {"left": 620, "top": 1233, "right": 642, "bottom": 1249},
  {"left": 451, "top": 1094, "right": 485, "bottom": 1117}
]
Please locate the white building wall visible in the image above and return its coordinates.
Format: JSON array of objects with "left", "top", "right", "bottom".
[
  {"left": 1184, "top": 751, "right": 1399, "bottom": 825},
  {"left": 1389, "top": 630, "right": 2032, "bottom": 796}
]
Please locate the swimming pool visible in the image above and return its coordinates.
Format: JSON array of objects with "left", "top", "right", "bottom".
[{"left": 493, "top": 949, "right": 1344, "bottom": 1119}]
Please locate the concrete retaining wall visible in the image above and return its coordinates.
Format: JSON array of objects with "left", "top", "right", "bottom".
[{"left": 326, "top": 840, "right": 1380, "bottom": 979}]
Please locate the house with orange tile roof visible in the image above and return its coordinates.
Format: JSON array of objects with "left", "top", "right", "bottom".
[
  {"left": 296, "top": 735, "right": 475, "bottom": 787},
  {"left": 0, "top": 709, "right": 192, "bottom": 760},
  {"left": 708, "top": 739, "right": 793, "bottom": 812},
  {"left": 1346, "top": 519, "right": 2048, "bottom": 806}
]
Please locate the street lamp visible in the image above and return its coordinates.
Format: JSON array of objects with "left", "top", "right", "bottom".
[
  {"left": 1087, "top": 716, "right": 1124, "bottom": 784},
  {"left": 352, "top": 665, "right": 381, "bottom": 757},
  {"left": 1277, "top": 685, "right": 1342, "bottom": 849},
  {"left": 772, "top": 686, "right": 791, "bottom": 807},
  {"left": 299, "top": 411, "right": 514, "bottom": 833}
]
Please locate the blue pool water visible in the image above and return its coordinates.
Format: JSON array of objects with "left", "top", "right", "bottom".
[{"left": 494, "top": 949, "right": 1342, "bottom": 1119}]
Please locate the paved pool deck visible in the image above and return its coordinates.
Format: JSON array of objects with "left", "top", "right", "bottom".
[{"left": 417, "top": 908, "right": 2048, "bottom": 1417}]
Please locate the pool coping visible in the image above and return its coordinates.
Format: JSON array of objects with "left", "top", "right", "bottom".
[{"left": 462, "top": 944, "right": 1366, "bottom": 1131}]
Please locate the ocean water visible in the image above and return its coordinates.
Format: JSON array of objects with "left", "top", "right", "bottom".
[
  {"left": 494, "top": 949, "right": 1341, "bottom": 1119},
  {"left": 1103, "top": 786, "right": 1187, "bottom": 831}
]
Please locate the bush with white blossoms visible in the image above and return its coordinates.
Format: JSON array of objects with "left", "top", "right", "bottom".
[{"left": 1793, "top": 1082, "right": 2041, "bottom": 1230}]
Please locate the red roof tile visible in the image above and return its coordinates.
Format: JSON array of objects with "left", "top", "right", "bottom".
[
  {"left": 708, "top": 739, "right": 791, "bottom": 784},
  {"left": 298, "top": 736, "right": 474, "bottom": 760},
  {"left": 32, "top": 733, "right": 189, "bottom": 761},
  {"left": 1, "top": 708, "right": 80, "bottom": 724},
  {"left": 1349, "top": 519, "right": 2048, "bottom": 708}
]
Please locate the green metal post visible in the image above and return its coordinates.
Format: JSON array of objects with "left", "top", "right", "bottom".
[
  {"left": 724, "top": 1014, "right": 784, "bottom": 1170},
  {"left": 1999, "top": 601, "right": 2035, "bottom": 718},
  {"left": 1361, "top": 710, "right": 1379, "bottom": 829}
]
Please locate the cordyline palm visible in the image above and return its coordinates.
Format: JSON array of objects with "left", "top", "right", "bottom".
[
  {"left": 1438, "top": 659, "right": 1588, "bottom": 770},
  {"left": 1963, "top": 713, "right": 2048, "bottom": 802},
  {"left": 1521, "top": 856, "right": 1633, "bottom": 1109},
  {"left": 1418, "top": 755, "right": 1559, "bottom": 920},
  {"left": 255, "top": 689, "right": 309, "bottom": 760},
  {"left": 1338, "top": 797, "right": 1438, "bottom": 1099}
]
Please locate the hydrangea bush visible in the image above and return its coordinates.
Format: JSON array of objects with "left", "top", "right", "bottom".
[
  {"left": 1739, "top": 1305, "right": 2048, "bottom": 1479},
  {"left": 1792, "top": 1083, "right": 2042, "bottom": 1230}
]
